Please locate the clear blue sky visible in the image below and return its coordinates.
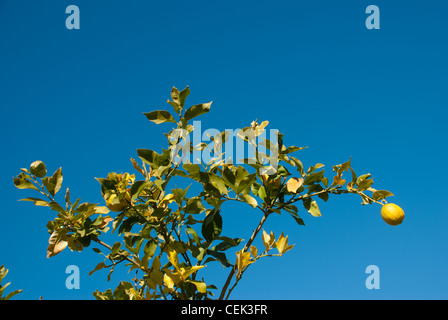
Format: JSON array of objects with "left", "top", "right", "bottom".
[{"left": 1, "top": 0, "right": 447, "bottom": 300}]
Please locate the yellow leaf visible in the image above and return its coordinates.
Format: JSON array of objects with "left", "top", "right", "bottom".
[
  {"left": 166, "top": 248, "right": 179, "bottom": 270},
  {"left": 347, "top": 181, "right": 356, "bottom": 191},
  {"left": 256, "top": 120, "right": 269, "bottom": 134},
  {"left": 187, "top": 280, "right": 207, "bottom": 293},
  {"left": 333, "top": 176, "right": 346, "bottom": 186},
  {"left": 261, "top": 174, "right": 269, "bottom": 184},
  {"left": 127, "top": 288, "right": 143, "bottom": 300},
  {"left": 47, "top": 230, "right": 68, "bottom": 258},
  {"left": 130, "top": 158, "right": 146, "bottom": 177},
  {"left": 99, "top": 216, "right": 114, "bottom": 228},
  {"left": 262, "top": 229, "right": 275, "bottom": 252},
  {"left": 179, "top": 265, "right": 205, "bottom": 280},
  {"left": 160, "top": 194, "right": 175, "bottom": 208},
  {"left": 235, "top": 250, "right": 252, "bottom": 275},
  {"left": 250, "top": 245, "right": 258, "bottom": 258},
  {"left": 276, "top": 232, "right": 288, "bottom": 255},
  {"left": 286, "top": 177, "right": 304, "bottom": 193},
  {"left": 283, "top": 244, "right": 295, "bottom": 254},
  {"left": 240, "top": 194, "right": 258, "bottom": 208},
  {"left": 163, "top": 273, "right": 175, "bottom": 290},
  {"left": 163, "top": 268, "right": 183, "bottom": 285},
  {"left": 262, "top": 230, "right": 270, "bottom": 251},
  {"left": 94, "top": 206, "right": 110, "bottom": 214}
]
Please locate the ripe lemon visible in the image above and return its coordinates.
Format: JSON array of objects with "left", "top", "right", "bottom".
[{"left": 381, "top": 203, "right": 405, "bottom": 226}]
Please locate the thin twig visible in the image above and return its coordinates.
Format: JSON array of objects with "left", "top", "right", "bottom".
[
  {"left": 92, "top": 238, "right": 143, "bottom": 271},
  {"left": 218, "top": 210, "right": 270, "bottom": 300}
]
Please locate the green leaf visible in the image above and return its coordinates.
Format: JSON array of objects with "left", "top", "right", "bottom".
[
  {"left": 339, "top": 158, "right": 352, "bottom": 175},
  {"left": 187, "top": 280, "right": 207, "bottom": 293},
  {"left": 186, "top": 226, "right": 201, "bottom": 245},
  {"left": 111, "top": 242, "right": 121, "bottom": 255},
  {"left": 19, "top": 197, "right": 49, "bottom": 207},
  {"left": 0, "top": 266, "right": 7, "bottom": 283},
  {"left": 214, "top": 237, "right": 243, "bottom": 251},
  {"left": 236, "top": 173, "right": 256, "bottom": 194},
  {"left": 167, "top": 100, "right": 180, "bottom": 115},
  {"left": 201, "top": 208, "right": 222, "bottom": 242},
  {"left": 317, "top": 191, "right": 329, "bottom": 202},
  {"left": 303, "top": 198, "right": 322, "bottom": 217},
  {"left": 142, "top": 239, "right": 158, "bottom": 268},
  {"left": 137, "top": 149, "right": 159, "bottom": 167},
  {"left": 290, "top": 156, "right": 304, "bottom": 175},
  {"left": 42, "top": 168, "right": 63, "bottom": 197},
  {"left": 206, "top": 249, "right": 232, "bottom": 267},
  {"left": 239, "top": 194, "right": 258, "bottom": 208},
  {"left": 222, "top": 166, "right": 236, "bottom": 187},
  {"left": 67, "top": 238, "right": 83, "bottom": 252},
  {"left": 207, "top": 173, "right": 228, "bottom": 195},
  {"left": 357, "top": 174, "right": 374, "bottom": 191},
  {"left": 13, "top": 177, "right": 40, "bottom": 192},
  {"left": 258, "top": 185, "right": 267, "bottom": 201},
  {"left": 303, "top": 170, "right": 324, "bottom": 185},
  {"left": 30, "top": 161, "right": 47, "bottom": 178},
  {"left": 130, "top": 180, "right": 150, "bottom": 200},
  {"left": 204, "top": 196, "right": 223, "bottom": 208},
  {"left": 48, "top": 201, "right": 66, "bottom": 214},
  {"left": 178, "top": 86, "right": 190, "bottom": 108},
  {"left": 152, "top": 207, "right": 171, "bottom": 218},
  {"left": 356, "top": 173, "right": 371, "bottom": 184},
  {"left": 183, "top": 102, "right": 212, "bottom": 121},
  {"left": 89, "top": 262, "right": 108, "bottom": 276},
  {"left": 0, "top": 282, "right": 10, "bottom": 297},
  {"left": 143, "top": 110, "right": 176, "bottom": 124},
  {"left": 184, "top": 197, "right": 205, "bottom": 214},
  {"left": 171, "top": 185, "right": 190, "bottom": 205},
  {"left": 276, "top": 165, "right": 291, "bottom": 177},
  {"left": 290, "top": 213, "right": 305, "bottom": 225},
  {"left": 4, "top": 289, "right": 23, "bottom": 300},
  {"left": 234, "top": 166, "right": 249, "bottom": 183},
  {"left": 171, "top": 169, "right": 188, "bottom": 178},
  {"left": 372, "top": 190, "right": 394, "bottom": 201},
  {"left": 183, "top": 163, "right": 201, "bottom": 181},
  {"left": 171, "top": 87, "right": 181, "bottom": 105},
  {"left": 350, "top": 168, "right": 357, "bottom": 183},
  {"left": 307, "top": 163, "right": 325, "bottom": 174},
  {"left": 280, "top": 146, "right": 307, "bottom": 154}
]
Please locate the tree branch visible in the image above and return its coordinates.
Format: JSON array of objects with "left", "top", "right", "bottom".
[{"left": 218, "top": 210, "right": 270, "bottom": 300}]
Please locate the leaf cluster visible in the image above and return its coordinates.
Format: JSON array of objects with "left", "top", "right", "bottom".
[{"left": 13, "top": 86, "right": 395, "bottom": 300}]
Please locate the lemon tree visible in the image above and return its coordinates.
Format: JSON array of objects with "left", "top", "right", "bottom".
[{"left": 13, "top": 86, "right": 404, "bottom": 300}]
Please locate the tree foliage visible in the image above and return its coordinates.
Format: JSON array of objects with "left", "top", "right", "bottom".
[
  {"left": 13, "top": 86, "right": 394, "bottom": 300},
  {"left": 0, "top": 265, "right": 22, "bottom": 300}
]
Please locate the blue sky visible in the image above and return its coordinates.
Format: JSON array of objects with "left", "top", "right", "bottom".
[{"left": 1, "top": 0, "right": 447, "bottom": 300}]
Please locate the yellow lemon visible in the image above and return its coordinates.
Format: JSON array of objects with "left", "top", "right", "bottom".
[{"left": 381, "top": 203, "right": 405, "bottom": 226}]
